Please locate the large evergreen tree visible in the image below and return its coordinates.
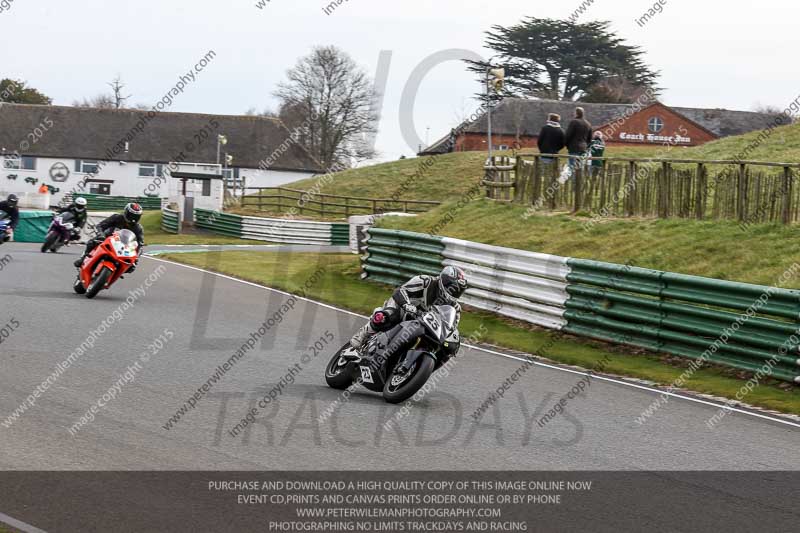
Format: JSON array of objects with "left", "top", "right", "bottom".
[{"left": 468, "top": 18, "right": 659, "bottom": 102}]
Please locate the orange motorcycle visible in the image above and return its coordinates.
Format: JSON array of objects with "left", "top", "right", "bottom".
[{"left": 73, "top": 229, "right": 139, "bottom": 299}]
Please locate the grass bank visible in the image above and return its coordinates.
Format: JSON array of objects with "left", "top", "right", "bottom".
[
  {"left": 277, "top": 122, "right": 800, "bottom": 206},
  {"left": 378, "top": 198, "right": 800, "bottom": 288},
  {"left": 158, "top": 250, "right": 800, "bottom": 416}
]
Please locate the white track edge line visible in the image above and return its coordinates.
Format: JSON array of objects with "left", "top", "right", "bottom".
[
  {"left": 144, "top": 255, "right": 800, "bottom": 430},
  {"left": 0, "top": 512, "right": 48, "bottom": 533}
]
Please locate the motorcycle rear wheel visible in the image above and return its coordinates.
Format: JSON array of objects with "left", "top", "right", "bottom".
[
  {"left": 325, "top": 344, "right": 358, "bottom": 390},
  {"left": 85, "top": 267, "right": 112, "bottom": 299},
  {"left": 382, "top": 355, "right": 435, "bottom": 404}
]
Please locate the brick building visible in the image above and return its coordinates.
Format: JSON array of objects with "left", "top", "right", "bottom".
[{"left": 420, "top": 98, "right": 788, "bottom": 155}]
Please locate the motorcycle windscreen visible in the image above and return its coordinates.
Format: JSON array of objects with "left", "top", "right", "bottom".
[
  {"left": 436, "top": 305, "right": 458, "bottom": 330},
  {"left": 115, "top": 229, "right": 138, "bottom": 257}
]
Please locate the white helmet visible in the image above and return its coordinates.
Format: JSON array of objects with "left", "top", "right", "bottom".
[{"left": 74, "top": 197, "right": 87, "bottom": 212}]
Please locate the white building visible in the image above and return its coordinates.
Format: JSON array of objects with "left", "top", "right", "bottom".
[{"left": 0, "top": 103, "right": 322, "bottom": 206}]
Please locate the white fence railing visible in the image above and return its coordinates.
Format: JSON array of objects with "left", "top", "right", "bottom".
[
  {"left": 240, "top": 216, "right": 336, "bottom": 245},
  {"left": 441, "top": 238, "right": 570, "bottom": 330}
]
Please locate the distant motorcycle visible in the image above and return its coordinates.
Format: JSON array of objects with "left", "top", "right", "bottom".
[
  {"left": 73, "top": 229, "right": 139, "bottom": 299},
  {"left": 0, "top": 218, "right": 11, "bottom": 245},
  {"left": 325, "top": 305, "right": 461, "bottom": 403},
  {"left": 41, "top": 213, "right": 79, "bottom": 253}
]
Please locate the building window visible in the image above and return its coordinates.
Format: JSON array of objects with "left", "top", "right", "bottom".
[
  {"left": 139, "top": 163, "right": 156, "bottom": 177},
  {"left": 223, "top": 168, "right": 242, "bottom": 187},
  {"left": 648, "top": 117, "right": 664, "bottom": 133},
  {"left": 89, "top": 183, "right": 111, "bottom": 195},
  {"left": 77, "top": 160, "right": 99, "bottom": 174},
  {"left": 201, "top": 180, "right": 211, "bottom": 197},
  {"left": 138, "top": 163, "right": 164, "bottom": 178},
  {"left": 3, "top": 155, "right": 36, "bottom": 170}
]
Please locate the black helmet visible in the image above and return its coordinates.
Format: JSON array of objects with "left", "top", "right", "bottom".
[
  {"left": 6, "top": 194, "right": 18, "bottom": 207},
  {"left": 123, "top": 202, "right": 143, "bottom": 224},
  {"left": 438, "top": 265, "right": 468, "bottom": 305},
  {"left": 73, "top": 197, "right": 87, "bottom": 213}
]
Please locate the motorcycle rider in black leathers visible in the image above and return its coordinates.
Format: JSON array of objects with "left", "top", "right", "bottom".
[
  {"left": 55, "top": 197, "right": 88, "bottom": 242},
  {"left": 74, "top": 202, "right": 144, "bottom": 271},
  {"left": 350, "top": 265, "right": 468, "bottom": 351},
  {"left": 0, "top": 194, "right": 20, "bottom": 242}
]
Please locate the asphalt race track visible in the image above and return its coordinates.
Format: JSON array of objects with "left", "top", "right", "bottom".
[
  {"left": 0, "top": 242, "right": 796, "bottom": 474},
  {"left": 1, "top": 243, "right": 799, "bottom": 530}
]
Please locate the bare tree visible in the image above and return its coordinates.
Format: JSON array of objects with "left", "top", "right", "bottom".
[
  {"left": 72, "top": 94, "right": 116, "bottom": 109},
  {"left": 275, "top": 46, "right": 379, "bottom": 169},
  {"left": 73, "top": 76, "right": 135, "bottom": 109},
  {"left": 108, "top": 76, "right": 132, "bottom": 109},
  {"left": 751, "top": 103, "right": 795, "bottom": 125}
]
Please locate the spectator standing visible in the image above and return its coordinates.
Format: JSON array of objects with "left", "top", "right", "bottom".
[
  {"left": 589, "top": 131, "right": 606, "bottom": 177},
  {"left": 537, "top": 113, "right": 566, "bottom": 165},
  {"left": 565, "top": 107, "right": 593, "bottom": 168}
]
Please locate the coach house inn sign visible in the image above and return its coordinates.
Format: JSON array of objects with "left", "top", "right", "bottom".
[{"left": 619, "top": 132, "right": 692, "bottom": 144}]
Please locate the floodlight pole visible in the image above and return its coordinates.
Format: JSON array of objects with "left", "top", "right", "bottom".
[{"left": 486, "top": 67, "right": 494, "bottom": 163}]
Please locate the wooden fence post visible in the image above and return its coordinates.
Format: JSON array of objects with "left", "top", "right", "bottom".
[
  {"left": 737, "top": 163, "right": 747, "bottom": 222},
  {"left": 695, "top": 163, "right": 705, "bottom": 219},
  {"left": 573, "top": 163, "right": 582, "bottom": 213},
  {"left": 782, "top": 166, "right": 792, "bottom": 224},
  {"left": 626, "top": 161, "right": 636, "bottom": 217}
]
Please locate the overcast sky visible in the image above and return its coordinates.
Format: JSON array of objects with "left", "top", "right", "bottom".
[{"left": 1, "top": 0, "right": 798, "bottom": 161}]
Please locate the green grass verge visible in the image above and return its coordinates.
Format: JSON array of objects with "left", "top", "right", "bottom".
[
  {"left": 141, "top": 211, "right": 252, "bottom": 245},
  {"left": 379, "top": 198, "right": 800, "bottom": 288},
  {"left": 279, "top": 122, "right": 800, "bottom": 204},
  {"left": 158, "top": 251, "right": 800, "bottom": 416}
]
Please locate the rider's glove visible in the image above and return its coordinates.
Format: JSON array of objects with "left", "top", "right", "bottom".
[{"left": 402, "top": 303, "right": 418, "bottom": 315}]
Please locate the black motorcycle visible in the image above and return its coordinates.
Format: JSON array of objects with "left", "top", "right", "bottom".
[{"left": 325, "top": 305, "right": 461, "bottom": 403}]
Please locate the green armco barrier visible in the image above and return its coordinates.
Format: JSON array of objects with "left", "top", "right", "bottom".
[
  {"left": 360, "top": 230, "right": 800, "bottom": 382},
  {"left": 331, "top": 223, "right": 350, "bottom": 246},
  {"left": 566, "top": 258, "right": 800, "bottom": 383},
  {"left": 71, "top": 194, "right": 162, "bottom": 211},
  {"left": 161, "top": 209, "right": 180, "bottom": 234},
  {"left": 13, "top": 210, "right": 53, "bottom": 243},
  {"left": 362, "top": 228, "right": 445, "bottom": 287},
  {"left": 194, "top": 209, "right": 243, "bottom": 238}
]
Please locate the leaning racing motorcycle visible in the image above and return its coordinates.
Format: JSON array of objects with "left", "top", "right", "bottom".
[
  {"left": 41, "top": 212, "right": 79, "bottom": 253},
  {"left": 325, "top": 305, "right": 460, "bottom": 403},
  {"left": 73, "top": 229, "right": 139, "bottom": 299},
  {"left": 0, "top": 218, "right": 10, "bottom": 245}
]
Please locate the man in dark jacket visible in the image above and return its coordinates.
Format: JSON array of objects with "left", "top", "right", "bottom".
[
  {"left": 0, "top": 194, "right": 20, "bottom": 242},
  {"left": 537, "top": 114, "right": 566, "bottom": 164},
  {"left": 74, "top": 203, "right": 144, "bottom": 270},
  {"left": 564, "top": 107, "right": 593, "bottom": 168}
]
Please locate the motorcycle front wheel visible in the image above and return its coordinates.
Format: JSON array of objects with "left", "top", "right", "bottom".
[
  {"left": 73, "top": 274, "right": 86, "bottom": 294},
  {"left": 85, "top": 267, "right": 112, "bottom": 299},
  {"left": 41, "top": 231, "right": 59, "bottom": 253},
  {"left": 382, "top": 354, "right": 435, "bottom": 404},
  {"left": 324, "top": 344, "right": 358, "bottom": 390}
]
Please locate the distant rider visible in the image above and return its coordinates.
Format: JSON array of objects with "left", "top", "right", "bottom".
[
  {"left": 0, "top": 194, "right": 20, "bottom": 242},
  {"left": 56, "top": 197, "right": 88, "bottom": 241},
  {"left": 350, "top": 265, "right": 468, "bottom": 351},
  {"left": 74, "top": 203, "right": 144, "bottom": 271}
]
